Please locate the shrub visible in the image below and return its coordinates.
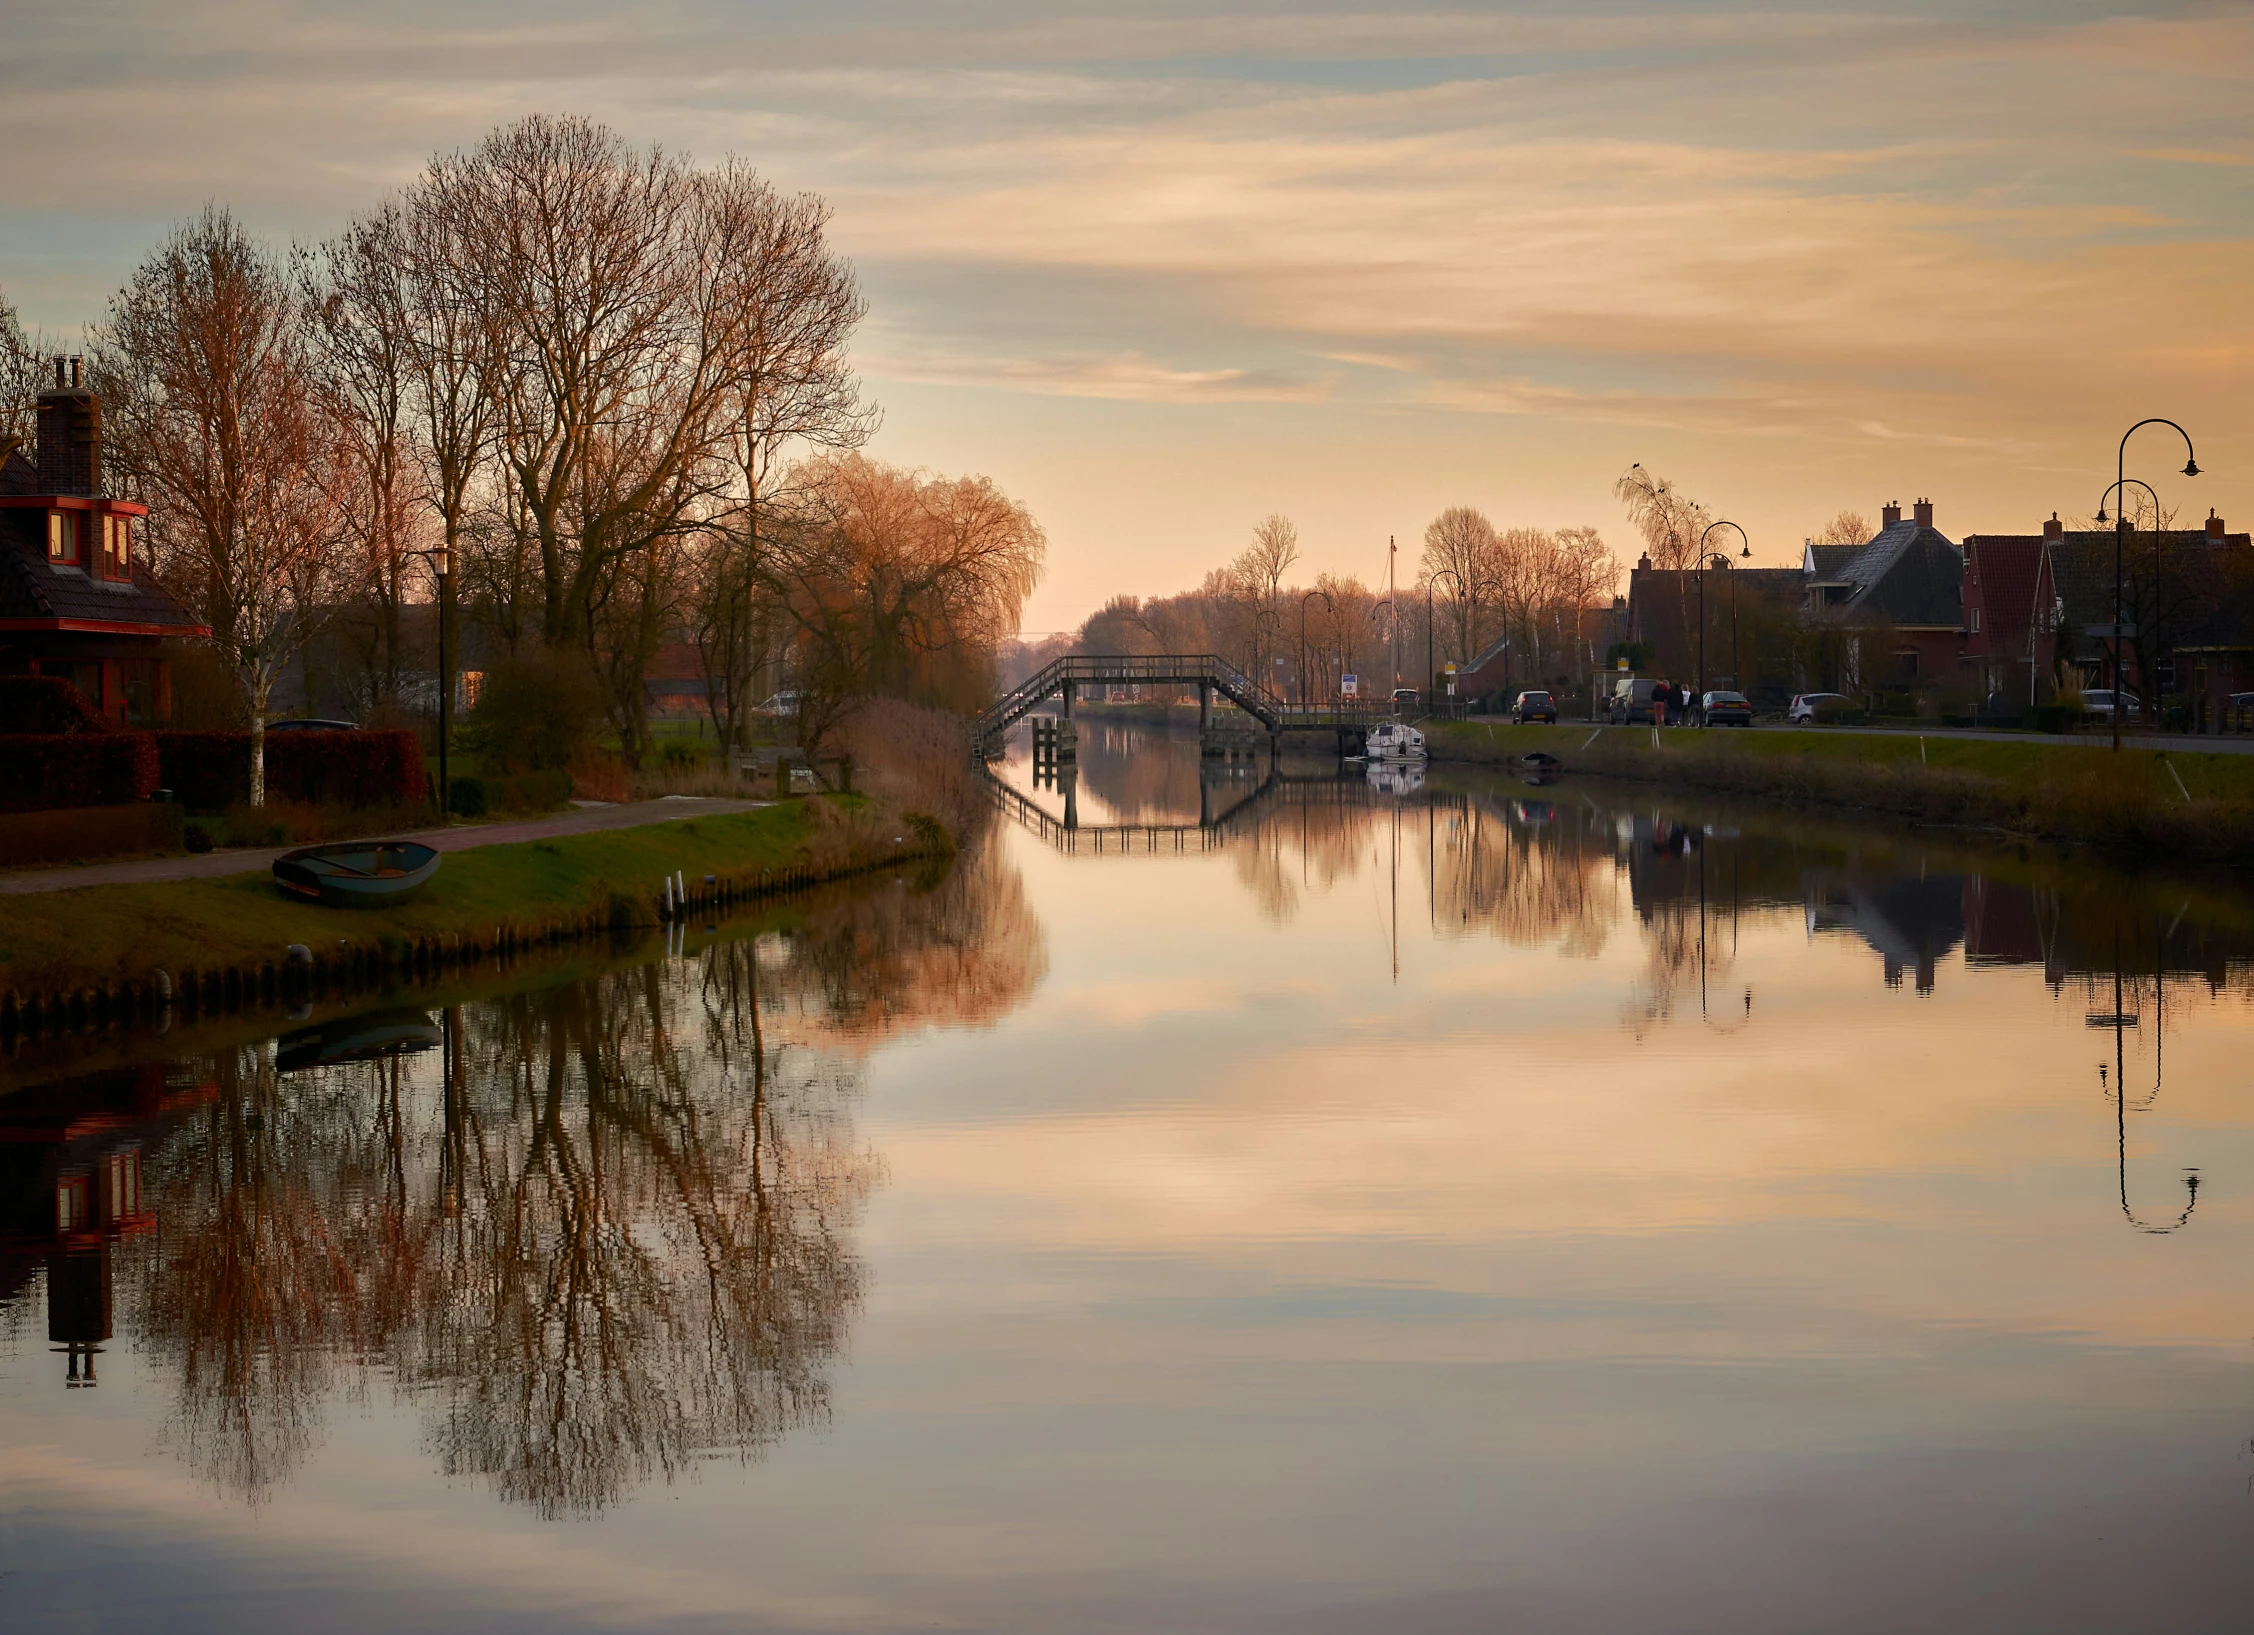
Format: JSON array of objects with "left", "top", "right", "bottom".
[
  {"left": 0, "top": 675, "right": 109, "bottom": 735},
  {"left": 460, "top": 647, "right": 606, "bottom": 773},
  {"left": 154, "top": 729, "right": 428, "bottom": 811},
  {"left": 448, "top": 777, "right": 489, "bottom": 817},
  {"left": 184, "top": 821, "right": 214, "bottom": 853},
  {"left": 658, "top": 738, "right": 702, "bottom": 771},
  {"left": 0, "top": 731, "right": 160, "bottom": 812}
]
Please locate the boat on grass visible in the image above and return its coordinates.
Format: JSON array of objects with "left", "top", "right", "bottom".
[{"left": 273, "top": 840, "right": 441, "bottom": 907}]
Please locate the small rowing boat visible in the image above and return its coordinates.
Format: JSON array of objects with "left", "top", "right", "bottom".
[{"left": 273, "top": 840, "right": 441, "bottom": 907}]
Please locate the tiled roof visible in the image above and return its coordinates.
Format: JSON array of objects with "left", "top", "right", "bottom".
[
  {"left": 0, "top": 508, "right": 207, "bottom": 632},
  {"left": 1830, "top": 520, "right": 1963, "bottom": 628},
  {"left": 0, "top": 449, "right": 37, "bottom": 497},
  {"left": 1803, "top": 543, "right": 1859, "bottom": 581}
]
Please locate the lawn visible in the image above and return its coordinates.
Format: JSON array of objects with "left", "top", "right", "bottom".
[{"left": 0, "top": 799, "right": 928, "bottom": 999}]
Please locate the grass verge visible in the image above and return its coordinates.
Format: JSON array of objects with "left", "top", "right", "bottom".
[
  {"left": 1, "top": 795, "right": 948, "bottom": 1004},
  {"left": 1426, "top": 720, "right": 2254, "bottom": 859}
]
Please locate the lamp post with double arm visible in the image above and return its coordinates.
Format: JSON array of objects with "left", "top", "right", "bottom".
[
  {"left": 1427, "top": 568, "right": 1466, "bottom": 719},
  {"left": 1694, "top": 521, "right": 1750, "bottom": 714},
  {"left": 2101, "top": 420, "right": 2200, "bottom": 750}
]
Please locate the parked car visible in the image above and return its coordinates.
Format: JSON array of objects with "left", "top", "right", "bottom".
[
  {"left": 2081, "top": 688, "right": 2141, "bottom": 720},
  {"left": 265, "top": 717, "right": 359, "bottom": 732},
  {"left": 1390, "top": 687, "right": 1421, "bottom": 713},
  {"left": 1787, "top": 692, "right": 1854, "bottom": 724},
  {"left": 1608, "top": 677, "right": 1662, "bottom": 725},
  {"left": 755, "top": 690, "right": 804, "bottom": 716},
  {"left": 1699, "top": 690, "right": 1753, "bottom": 727},
  {"left": 1511, "top": 689, "right": 1558, "bottom": 724}
]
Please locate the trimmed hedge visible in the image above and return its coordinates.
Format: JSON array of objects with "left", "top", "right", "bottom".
[
  {"left": 155, "top": 729, "right": 429, "bottom": 811},
  {"left": 0, "top": 732, "right": 160, "bottom": 813},
  {"left": 0, "top": 675, "right": 108, "bottom": 735}
]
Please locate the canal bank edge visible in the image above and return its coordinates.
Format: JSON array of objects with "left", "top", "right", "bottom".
[
  {"left": 0, "top": 795, "right": 953, "bottom": 1024},
  {"left": 1424, "top": 721, "right": 2254, "bottom": 860}
]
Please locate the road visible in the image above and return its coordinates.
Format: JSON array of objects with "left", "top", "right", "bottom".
[
  {"left": 1463, "top": 716, "right": 2254, "bottom": 755},
  {"left": 0, "top": 797, "right": 773, "bottom": 896}
]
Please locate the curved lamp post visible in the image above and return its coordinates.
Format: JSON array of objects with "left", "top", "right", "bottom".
[
  {"left": 406, "top": 545, "right": 456, "bottom": 817},
  {"left": 1694, "top": 521, "right": 1750, "bottom": 707},
  {"left": 1427, "top": 567, "right": 1467, "bottom": 719},
  {"left": 2095, "top": 476, "right": 2167, "bottom": 733},
  {"left": 2103, "top": 420, "right": 2200, "bottom": 750},
  {"left": 1299, "top": 588, "right": 1333, "bottom": 706}
]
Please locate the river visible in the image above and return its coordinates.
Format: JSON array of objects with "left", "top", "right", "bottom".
[{"left": 4, "top": 716, "right": 2252, "bottom": 1632}]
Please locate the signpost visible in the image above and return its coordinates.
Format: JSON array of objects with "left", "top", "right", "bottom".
[{"left": 1341, "top": 674, "right": 1358, "bottom": 699}]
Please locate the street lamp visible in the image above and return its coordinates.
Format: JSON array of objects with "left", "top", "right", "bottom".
[
  {"left": 1694, "top": 521, "right": 1750, "bottom": 707},
  {"left": 1299, "top": 588, "right": 1333, "bottom": 706},
  {"left": 407, "top": 545, "right": 456, "bottom": 818},
  {"left": 1427, "top": 567, "right": 1466, "bottom": 719},
  {"left": 2095, "top": 476, "right": 2166, "bottom": 733},
  {"left": 2104, "top": 419, "right": 2200, "bottom": 750}
]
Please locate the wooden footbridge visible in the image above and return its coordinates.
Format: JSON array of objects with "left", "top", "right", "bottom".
[{"left": 975, "top": 654, "right": 1393, "bottom": 757}]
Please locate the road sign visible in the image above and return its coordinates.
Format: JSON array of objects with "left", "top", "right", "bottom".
[{"left": 1341, "top": 674, "right": 1358, "bottom": 697}]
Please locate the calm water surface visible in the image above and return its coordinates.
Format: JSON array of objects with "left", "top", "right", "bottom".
[{"left": 5, "top": 719, "right": 2254, "bottom": 1632}]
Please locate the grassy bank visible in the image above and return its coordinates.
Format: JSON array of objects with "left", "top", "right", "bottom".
[
  {"left": 0, "top": 795, "right": 950, "bottom": 1015},
  {"left": 1426, "top": 720, "right": 2254, "bottom": 859}
]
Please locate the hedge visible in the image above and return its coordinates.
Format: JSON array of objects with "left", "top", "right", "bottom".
[
  {"left": 155, "top": 729, "right": 429, "bottom": 811},
  {"left": 0, "top": 675, "right": 108, "bottom": 735},
  {"left": 0, "top": 732, "right": 160, "bottom": 813}
]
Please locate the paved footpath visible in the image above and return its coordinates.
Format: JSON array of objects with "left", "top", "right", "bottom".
[{"left": 0, "top": 797, "right": 772, "bottom": 897}]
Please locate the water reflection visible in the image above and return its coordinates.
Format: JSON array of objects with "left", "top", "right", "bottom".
[{"left": 0, "top": 838, "right": 1041, "bottom": 1516}]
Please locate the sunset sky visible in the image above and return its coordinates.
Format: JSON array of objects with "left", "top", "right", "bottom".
[{"left": 6, "top": 1, "right": 2250, "bottom": 630}]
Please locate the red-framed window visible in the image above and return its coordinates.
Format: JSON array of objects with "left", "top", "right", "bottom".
[
  {"left": 47, "top": 509, "right": 83, "bottom": 566},
  {"left": 100, "top": 512, "right": 131, "bottom": 579}
]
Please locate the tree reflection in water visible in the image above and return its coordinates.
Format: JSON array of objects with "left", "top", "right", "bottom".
[{"left": 122, "top": 833, "right": 1042, "bottom": 1515}]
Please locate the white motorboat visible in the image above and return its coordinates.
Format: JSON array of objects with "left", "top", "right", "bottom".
[{"left": 1363, "top": 721, "right": 1427, "bottom": 761}]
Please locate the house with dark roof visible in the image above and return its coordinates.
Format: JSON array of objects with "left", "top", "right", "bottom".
[
  {"left": 0, "top": 360, "right": 207, "bottom": 722},
  {"left": 2043, "top": 512, "right": 2254, "bottom": 722},
  {"left": 1958, "top": 519, "right": 2062, "bottom": 710},
  {"left": 1799, "top": 499, "right": 1964, "bottom": 687}
]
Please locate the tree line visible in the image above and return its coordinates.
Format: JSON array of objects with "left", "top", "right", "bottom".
[
  {"left": 1, "top": 114, "right": 1043, "bottom": 798},
  {"left": 1053, "top": 507, "right": 1623, "bottom": 701}
]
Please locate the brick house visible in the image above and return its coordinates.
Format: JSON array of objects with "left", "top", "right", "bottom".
[
  {"left": 1958, "top": 518, "right": 2062, "bottom": 710},
  {"left": 0, "top": 360, "right": 207, "bottom": 721},
  {"left": 1799, "top": 499, "right": 1964, "bottom": 688}
]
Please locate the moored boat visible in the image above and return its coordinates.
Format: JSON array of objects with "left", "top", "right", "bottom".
[
  {"left": 1364, "top": 722, "right": 1427, "bottom": 761},
  {"left": 273, "top": 840, "right": 441, "bottom": 907}
]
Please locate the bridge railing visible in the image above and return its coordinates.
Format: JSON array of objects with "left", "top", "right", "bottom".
[{"left": 977, "top": 653, "right": 1392, "bottom": 744}]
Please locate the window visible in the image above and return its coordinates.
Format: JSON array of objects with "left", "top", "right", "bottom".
[
  {"left": 46, "top": 509, "right": 82, "bottom": 566},
  {"left": 1969, "top": 607, "right": 1981, "bottom": 634},
  {"left": 100, "top": 513, "right": 131, "bottom": 579}
]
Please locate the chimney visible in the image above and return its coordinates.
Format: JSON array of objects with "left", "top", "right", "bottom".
[
  {"left": 2043, "top": 512, "right": 2063, "bottom": 542},
  {"left": 35, "top": 355, "right": 101, "bottom": 496},
  {"left": 1881, "top": 500, "right": 1902, "bottom": 529},
  {"left": 1636, "top": 551, "right": 1651, "bottom": 571},
  {"left": 1912, "top": 497, "right": 1933, "bottom": 529},
  {"left": 2208, "top": 512, "right": 2226, "bottom": 541}
]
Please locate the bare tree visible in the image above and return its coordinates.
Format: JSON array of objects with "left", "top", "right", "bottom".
[
  {"left": 96, "top": 206, "right": 352, "bottom": 804},
  {"left": 1813, "top": 510, "right": 1870, "bottom": 547},
  {"left": 1420, "top": 506, "right": 1495, "bottom": 668},
  {"left": 0, "top": 287, "right": 47, "bottom": 469}
]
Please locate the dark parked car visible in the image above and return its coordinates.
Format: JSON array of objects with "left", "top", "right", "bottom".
[
  {"left": 1698, "top": 690, "right": 1752, "bottom": 727},
  {"left": 265, "top": 717, "right": 359, "bottom": 732},
  {"left": 1512, "top": 689, "right": 1557, "bottom": 724}
]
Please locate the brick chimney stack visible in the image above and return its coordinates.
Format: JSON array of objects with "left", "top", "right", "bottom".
[
  {"left": 2043, "top": 513, "right": 2063, "bottom": 541},
  {"left": 35, "top": 355, "right": 102, "bottom": 496},
  {"left": 1881, "top": 500, "right": 1902, "bottom": 528},
  {"left": 1912, "top": 497, "right": 1933, "bottom": 529},
  {"left": 2209, "top": 512, "right": 2227, "bottom": 541}
]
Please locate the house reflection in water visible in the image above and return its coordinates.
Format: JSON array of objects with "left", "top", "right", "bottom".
[{"left": 0, "top": 1063, "right": 212, "bottom": 1385}]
